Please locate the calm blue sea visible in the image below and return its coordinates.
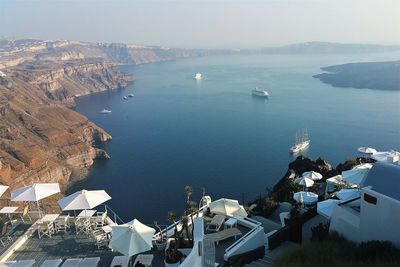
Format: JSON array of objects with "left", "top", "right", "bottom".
[{"left": 73, "top": 53, "right": 400, "bottom": 224}]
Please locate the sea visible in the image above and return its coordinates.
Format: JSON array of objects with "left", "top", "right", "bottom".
[{"left": 72, "top": 52, "right": 400, "bottom": 224}]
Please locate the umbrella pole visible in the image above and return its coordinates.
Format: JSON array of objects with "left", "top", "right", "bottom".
[{"left": 37, "top": 201, "right": 42, "bottom": 218}]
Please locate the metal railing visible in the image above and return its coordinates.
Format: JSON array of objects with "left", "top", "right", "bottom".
[
  {"left": 103, "top": 204, "right": 125, "bottom": 225},
  {"left": 225, "top": 216, "right": 262, "bottom": 253}
]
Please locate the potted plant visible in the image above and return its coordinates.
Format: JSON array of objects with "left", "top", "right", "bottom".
[
  {"left": 154, "top": 221, "right": 167, "bottom": 251},
  {"left": 164, "top": 239, "right": 183, "bottom": 267}
]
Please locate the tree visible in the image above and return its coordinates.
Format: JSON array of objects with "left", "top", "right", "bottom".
[{"left": 184, "top": 186, "right": 193, "bottom": 204}]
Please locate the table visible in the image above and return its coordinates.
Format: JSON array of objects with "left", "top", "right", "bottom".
[
  {"left": 77, "top": 210, "right": 96, "bottom": 218},
  {"left": 133, "top": 255, "right": 154, "bottom": 267},
  {"left": 0, "top": 207, "right": 19, "bottom": 221},
  {"left": 224, "top": 218, "right": 238, "bottom": 229},
  {"left": 102, "top": 225, "right": 112, "bottom": 234},
  {"left": 110, "top": 256, "right": 129, "bottom": 267},
  {"left": 40, "top": 214, "right": 59, "bottom": 224}
]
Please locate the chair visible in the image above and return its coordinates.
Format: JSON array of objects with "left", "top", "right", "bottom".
[
  {"left": 90, "top": 229, "right": 108, "bottom": 249},
  {"left": 91, "top": 211, "right": 107, "bottom": 230},
  {"left": 75, "top": 218, "right": 91, "bottom": 235},
  {"left": 55, "top": 215, "right": 70, "bottom": 233},
  {"left": 0, "top": 222, "right": 13, "bottom": 247},
  {"left": 78, "top": 257, "right": 100, "bottom": 267},
  {"left": 133, "top": 255, "right": 154, "bottom": 267},
  {"left": 110, "top": 256, "right": 129, "bottom": 267},
  {"left": 205, "top": 227, "right": 242, "bottom": 245},
  {"left": 61, "top": 259, "right": 82, "bottom": 267},
  {"left": 19, "top": 206, "right": 32, "bottom": 223},
  {"left": 40, "top": 259, "right": 63, "bottom": 267},
  {"left": 37, "top": 222, "right": 55, "bottom": 238},
  {"left": 206, "top": 214, "right": 226, "bottom": 233},
  {"left": 10, "top": 260, "right": 35, "bottom": 267}
]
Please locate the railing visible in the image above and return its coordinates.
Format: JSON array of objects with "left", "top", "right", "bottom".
[
  {"left": 267, "top": 225, "right": 290, "bottom": 250},
  {"left": 225, "top": 216, "right": 262, "bottom": 254},
  {"left": 103, "top": 204, "right": 125, "bottom": 225}
]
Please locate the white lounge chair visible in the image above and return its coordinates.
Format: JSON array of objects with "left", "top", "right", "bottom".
[
  {"left": 206, "top": 214, "right": 226, "bottom": 233},
  {"left": 205, "top": 227, "right": 242, "bottom": 245},
  {"left": 78, "top": 257, "right": 100, "bottom": 267},
  {"left": 110, "top": 256, "right": 129, "bottom": 267},
  {"left": 0, "top": 262, "right": 15, "bottom": 267},
  {"left": 61, "top": 259, "right": 82, "bottom": 267},
  {"left": 10, "top": 260, "right": 35, "bottom": 267},
  {"left": 133, "top": 255, "right": 154, "bottom": 267},
  {"left": 40, "top": 259, "right": 62, "bottom": 267}
]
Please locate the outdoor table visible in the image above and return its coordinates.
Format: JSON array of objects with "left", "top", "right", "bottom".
[
  {"left": 0, "top": 207, "right": 19, "bottom": 222},
  {"left": 40, "top": 259, "right": 62, "bottom": 267},
  {"left": 133, "top": 255, "right": 154, "bottom": 267},
  {"left": 40, "top": 214, "right": 59, "bottom": 224},
  {"left": 61, "top": 259, "right": 82, "bottom": 267},
  {"left": 77, "top": 257, "right": 100, "bottom": 267},
  {"left": 224, "top": 218, "right": 238, "bottom": 229},
  {"left": 77, "top": 210, "right": 96, "bottom": 218},
  {"left": 110, "top": 256, "right": 129, "bottom": 267},
  {"left": 10, "top": 260, "right": 36, "bottom": 267},
  {"left": 102, "top": 225, "right": 112, "bottom": 233}
]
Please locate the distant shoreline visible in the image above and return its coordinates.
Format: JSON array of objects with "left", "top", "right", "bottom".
[{"left": 313, "top": 60, "right": 400, "bottom": 91}]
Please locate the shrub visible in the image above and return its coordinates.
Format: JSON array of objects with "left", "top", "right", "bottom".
[
  {"left": 355, "top": 240, "right": 400, "bottom": 262},
  {"left": 311, "top": 222, "right": 330, "bottom": 241}
]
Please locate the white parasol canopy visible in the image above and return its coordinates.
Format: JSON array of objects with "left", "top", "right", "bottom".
[
  {"left": 0, "top": 185, "right": 9, "bottom": 198},
  {"left": 317, "top": 199, "right": 340, "bottom": 218},
  {"left": 357, "top": 147, "right": 377, "bottom": 154},
  {"left": 209, "top": 198, "right": 248, "bottom": 217},
  {"left": 295, "top": 177, "right": 314, "bottom": 187},
  {"left": 109, "top": 219, "right": 155, "bottom": 256},
  {"left": 58, "top": 189, "right": 111, "bottom": 211},
  {"left": 326, "top": 175, "right": 345, "bottom": 185},
  {"left": 371, "top": 151, "right": 400, "bottom": 163},
  {"left": 293, "top": 191, "right": 318, "bottom": 204},
  {"left": 336, "top": 189, "right": 361, "bottom": 202},
  {"left": 352, "top": 163, "right": 373, "bottom": 170},
  {"left": 11, "top": 183, "right": 60, "bottom": 202},
  {"left": 342, "top": 168, "right": 369, "bottom": 186},
  {"left": 302, "top": 171, "right": 323, "bottom": 181}
]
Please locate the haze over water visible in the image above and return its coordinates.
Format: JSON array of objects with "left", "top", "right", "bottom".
[{"left": 73, "top": 53, "right": 400, "bottom": 224}]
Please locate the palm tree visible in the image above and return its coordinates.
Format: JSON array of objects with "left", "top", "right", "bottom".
[
  {"left": 180, "top": 215, "right": 192, "bottom": 246},
  {"left": 184, "top": 186, "right": 193, "bottom": 204},
  {"left": 186, "top": 200, "right": 198, "bottom": 242},
  {"left": 167, "top": 211, "right": 179, "bottom": 244}
]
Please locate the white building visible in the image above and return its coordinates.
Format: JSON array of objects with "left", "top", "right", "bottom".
[{"left": 330, "top": 162, "right": 400, "bottom": 246}]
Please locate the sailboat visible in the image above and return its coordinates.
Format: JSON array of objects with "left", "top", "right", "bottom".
[{"left": 290, "top": 129, "right": 310, "bottom": 153}]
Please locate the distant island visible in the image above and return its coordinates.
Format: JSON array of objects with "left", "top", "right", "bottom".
[{"left": 313, "top": 60, "right": 400, "bottom": 91}]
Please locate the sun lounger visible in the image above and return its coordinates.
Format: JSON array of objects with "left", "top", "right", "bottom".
[
  {"left": 133, "top": 255, "right": 154, "bottom": 267},
  {"left": 206, "top": 214, "right": 226, "bottom": 233},
  {"left": 10, "top": 260, "right": 35, "bottom": 267},
  {"left": 78, "top": 257, "right": 100, "bottom": 267},
  {"left": 0, "top": 262, "right": 15, "bottom": 267},
  {"left": 61, "top": 259, "right": 82, "bottom": 267},
  {"left": 110, "top": 256, "right": 129, "bottom": 267},
  {"left": 40, "top": 259, "right": 62, "bottom": 267},
  {"left": 205, "top": 227, "right": 242, "bottom": 245}
]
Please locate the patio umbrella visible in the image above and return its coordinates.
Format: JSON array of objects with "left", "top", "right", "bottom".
[
  {"left": 352, "top": 163, "right": 373, "bottom": 170},
  {"left": 336, "top": 189, "right": 361, "bottom": 202},
  {"left": 109, "top": 219, "right": 155, "bottom": 257},
  {"left": 11, "top": 183, "right": 60, "bottom": 217},
  {"left": 357, "top": 147, "right": 377, "bottom": 154},
  {"left": 302, "top": 171, "right": 323, "bottom": 181},
  {"left": 209, "top": 198, "right": 248, "bottom": 217},
  {"left": 0, "top": 185, "right": 9, "bottom": 197},
  {"left": 326, "top": 175, "right": 345, "bottom": 185},
  {"left": 58, "top": 189, "right": 111, "bottom": 211},
  {"left": 294, "top": 177, "right": 314, "bottom": 187},
  {"left": 317, "top": 199, "right": 340, "bottom": 219},
  {"left": 371, "top": 151, "right": 400, "bottom": 163},
  {"left": 342, "top": 168, "right": 369, "bottom": 186},
  {"left": 293, "top": 191, "right": 318, "bottom": 205}
]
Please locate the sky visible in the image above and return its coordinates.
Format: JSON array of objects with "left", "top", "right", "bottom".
[{"left": 1, "top": 0, "right": 399, "bottom": 49}]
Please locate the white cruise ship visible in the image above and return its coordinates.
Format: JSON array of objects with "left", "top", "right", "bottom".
[
  {"left": 252, "top": 86, "right": 269, "bottom": 97},
  {"left": 194, "top": 72, "right": 202, "bottom": 80},
  {"left": 290, "top": 129, "right": 310, "bottom": 153}
]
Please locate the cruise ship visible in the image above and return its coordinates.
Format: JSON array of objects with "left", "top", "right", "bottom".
[
  {"left": 194, "top": 73, "right": 202, "bottom": 80},
  {"left": 290, "top": 129, "right": 310, "bottom": 153},
  {"left": 252, "top": 87, "right": 269, "bottom": 97},
  {"left": 100, "top": 109, "right": 112, "bottom": 113}
]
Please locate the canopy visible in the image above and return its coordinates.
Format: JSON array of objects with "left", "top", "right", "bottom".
[
  {"left": 109, "top": 219, "right": 155, "bottom": 256},
  {"left": 336, "top": 189, "right": 361, "bottom": 202},
  {"left": 58, "top": 189, "right": 111, "bottom": 211},
  {"left": 317, "top": 199, "right": 340, "bottom": 218},
  {"left": 352, "top": 163, "right": 373, "bottom": 170},
  {"left": 209, "top": 198, "right": 248, "bottom": 217},
  {"left": 302, "top": 171, "right": 323, "bottom": 181},
  {"left": 357, "top": 147, "right": 377, "bottom": 154},
  {"left": 295, "top": 177, "right": 314, "bottom": 187},
  {"left": 342, "top": 168, "right": 369, "bottom": 186},
  {"left": 326, "top": 175, "right": 345, "bottom": 185},
  {"left": 371, "top": 151, "right": 400, "bottom": 163},
  {"left": 0, "top": 185, "right": 9, "bottom": 198},
  {"left": 11, "top": 183, "right": 60, "bottom": 202},
  {"left": 293, "top": 191, "right": 318, "bottom": 204}
]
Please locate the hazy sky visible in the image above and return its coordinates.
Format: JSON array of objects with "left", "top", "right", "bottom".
[{"left": 1, "top": 0, "right": 399, "bottom": 48}]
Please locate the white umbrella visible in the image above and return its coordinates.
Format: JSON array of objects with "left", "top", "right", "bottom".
[
  {"left": 109, "top": 219, "right": 155, "bottom": 257},
  {"left": 11, "top": 183, "right": 60, "bottom": 217},
  {"left": 326, "top": 175, "right": 345, "bottom": 185},
  {"left": 209, "top": 198, "right": 248, "bottom": 217},
  {"left": 357, "top": 147, "right": 377, "bottom": 154},
  {"left": 317, "top": 199, "right": 340, "bottom": 218},
  {"left": 371, "top": 151, "right": 400, "bottom": 163},
  {"left": 295, "top": 177, "right": 314, "bottom": 187},
  {"left": 352, "top": 163, "right": 373, "bottom": 170},
  {"left": 58, "top": 189, "right": 111, "bottom": 211},
  {"left": 342, "top": 168, "right": 369, "bottom": 186},
  {"left": 336, "top": 189, "right": 361, "bottom": 202},
  {"left": 302, "top": 171, "right": 323, "bottom": 181},
  {"left": 0, "top": 185, "right": 9, "bottom": 197},
  {"left": 293, "top": 191, "right": 318, "bottom": 204}
]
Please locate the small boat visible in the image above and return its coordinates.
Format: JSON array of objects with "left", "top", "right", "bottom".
[
  {"left": 290, "top": 129, "right": 310, "bottom": 153},
  {"left": 252, "top": 86, "right": 269, "bottom": 97},
  {"left": 123, "top": 96, "right": 128, "bottom": 100},
  {"left": 100, "top": 109, "right": 112, "bottom": 114},
  {"left": 195, "top": 73, "right": 202, "bottom": 80},
  {"left": 128, "top": 93, "right": 134, "bottom": 97}
]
